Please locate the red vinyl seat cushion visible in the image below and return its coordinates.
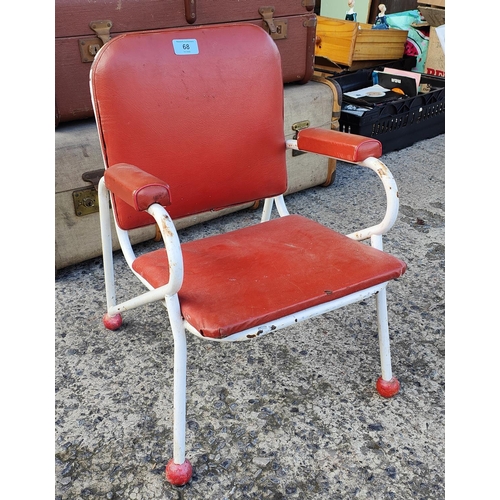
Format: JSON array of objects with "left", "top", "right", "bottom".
[{"left": 132, "top": 215, "right": 407, "bottom": 339}]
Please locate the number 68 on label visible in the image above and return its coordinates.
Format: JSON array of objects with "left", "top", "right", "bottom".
[{"left": 172, "top": 39, "right": 199, "bottom": 55}]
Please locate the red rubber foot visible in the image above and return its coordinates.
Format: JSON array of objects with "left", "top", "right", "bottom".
[
  {"left": 103, "top": 313, "right": 122, "bottom": 330},
  {"left": 376, "top": 376, "right": 400, "bottom": 398},
  {"left": 165, "top": 459, "right": 193, "bottom": 487}
]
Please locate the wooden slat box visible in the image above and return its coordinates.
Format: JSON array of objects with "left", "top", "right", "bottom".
[
  {"left": 417, "top": 0, "right": 445, "bottom": 8},
  {"left": 315, "top": 16, "right": 408, "bottom": 68}
]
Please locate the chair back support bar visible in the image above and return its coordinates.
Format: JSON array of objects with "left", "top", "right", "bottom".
[{"left": 91, "top": 24, "right": 288, "bottom": 230}]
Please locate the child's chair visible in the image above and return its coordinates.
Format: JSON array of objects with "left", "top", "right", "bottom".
[{"left": 90, "top": 23, "right": 406, "bottom": 486}]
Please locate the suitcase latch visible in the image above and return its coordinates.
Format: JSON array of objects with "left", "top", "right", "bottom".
[
  {"left": 292, "top": 120, "right": 310, "bottom": 157},
  {"left": 72, "top": 169, "right": 105, "bottom": 216},
  {"left": 259, "top": 7, "right": 288, "bottom": 40},
  {"left": 79, "top": 20, "right": 113, "bottom": 63}
]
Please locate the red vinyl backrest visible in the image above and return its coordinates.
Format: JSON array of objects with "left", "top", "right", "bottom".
[{"left": 91, "top": 24, "right": 288, "bottom": 230}]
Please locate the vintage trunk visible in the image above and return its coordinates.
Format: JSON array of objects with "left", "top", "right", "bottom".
[
  {"left": 55, "top": 0, "right": 317, "bottom": 124},
  {"left": 283, "top": 77, "right": 339, "bottom": 194},
  {"left": 55, "top": 79, "right": 339, "bottom": 270}
]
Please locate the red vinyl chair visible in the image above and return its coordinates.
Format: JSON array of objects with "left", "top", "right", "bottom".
[{"left": 90, "top": 23, "right": 406, "bottom": 486}]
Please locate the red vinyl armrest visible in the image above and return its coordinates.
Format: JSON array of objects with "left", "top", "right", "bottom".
[
  {"left": 104, "top": 163, "right": 172, "bottom": 211},
  {"left": 296, "top": 128, "right": 382, "bottom": 162}
]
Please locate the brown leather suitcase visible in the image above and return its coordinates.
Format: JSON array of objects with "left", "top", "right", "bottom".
[{"left": 55, "top": 0, "right": 317, "bottom": 124}]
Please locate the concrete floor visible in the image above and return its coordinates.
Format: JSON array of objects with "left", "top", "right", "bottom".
[{"left": 55, "top": 134, "right": 445, "bottom": 499}]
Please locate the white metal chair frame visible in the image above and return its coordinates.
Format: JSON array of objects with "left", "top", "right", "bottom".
[
  {"left": 98, "top": 150, "right": 401, "bottom": 485},
  {"left": 89, "top": 22, "right": 406, "bottom": 487}
]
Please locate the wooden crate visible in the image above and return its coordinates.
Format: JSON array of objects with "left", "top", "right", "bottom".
[
  {"left": 417, "top": 1, "right": 445, "bottom": 27},
  {"left": 315, "top": 16, "right": 408, "bottom": 68}
]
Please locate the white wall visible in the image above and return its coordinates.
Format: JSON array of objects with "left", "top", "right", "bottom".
[{"left": 320, "top": 0, "right": 372, "bottom": 23}]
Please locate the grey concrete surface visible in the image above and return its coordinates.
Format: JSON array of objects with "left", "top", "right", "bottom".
[{"left": 55, "top": 134, "right": 445, "bottom": 499}]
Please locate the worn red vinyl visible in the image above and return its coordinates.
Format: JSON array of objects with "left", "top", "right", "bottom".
[
  {"left": 297, "top": 127, "right": 382, "bottom": 162},
  {"left": 91, "top": 24, "right": 288, "bottom": 230},
  {"left": 104, "top": 163, "right": 172, "bottom": 211},
  {"left": 132, "top": 215, "right": 407, "bottom": 339}
]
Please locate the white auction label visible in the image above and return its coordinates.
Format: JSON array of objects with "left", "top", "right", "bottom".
[{"left": 172, "top": 39, "right": 199, "bottom": 55}]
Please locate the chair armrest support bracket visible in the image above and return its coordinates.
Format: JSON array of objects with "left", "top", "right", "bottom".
[
  {"left": 347, "top": 156, "right": 399, "bottom": 242},
  {"left": 286, "top": 133, "right": 399, "bottom": 241}
]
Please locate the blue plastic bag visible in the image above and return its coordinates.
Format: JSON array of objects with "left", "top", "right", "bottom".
[{"left": 385, "top": 10, "right": 430, "bottom": 73}]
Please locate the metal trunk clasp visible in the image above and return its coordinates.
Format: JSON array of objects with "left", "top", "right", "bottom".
[
  {"left": 259, "top": 7, "right": 288, "bottom": 40},
  {"left": 79, "top": 20, "right": 113, "bottom": 63}
]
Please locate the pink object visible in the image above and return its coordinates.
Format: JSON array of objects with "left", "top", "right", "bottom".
[
  {"left": 376, "top": 376, "right": 400, "bottom": 398},
  {"left": 103, "top": 313, "right": 122, "bottom": 330},
  {"left": 165, "top": 459, "right": 193, "bottom": 487}
]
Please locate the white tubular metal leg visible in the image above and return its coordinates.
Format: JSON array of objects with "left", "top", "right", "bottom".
[
  {"left": 261, "top": 196, "right": 290, "bottom": 223},
  {"left": 261, "top": 198, "right": 274, "bottom": 222},
  {"left": 376, "top": 286, "right": 393, "bottom": 382},
  {"left": 371, "top": 233, "right": 383, "bottom": 251},
  {"left": 98, "top": 177, "right": 117, "bottom": 311},
  {"left": 165, "top": 294, "right": 188, "bottom": 465},
  {"left": 274, "top": 195, "right": 290, "bottom": 217}
]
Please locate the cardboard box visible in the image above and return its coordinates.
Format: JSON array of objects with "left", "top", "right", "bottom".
[
  {"left": 424, "top": 26, "right": 445, "bottom": 77},
  {"left": 417, "top": 2, "right": 445, "bottom": 77},
  {"left": 315, "top": 16, "right": 408, "bottom": 68}
]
